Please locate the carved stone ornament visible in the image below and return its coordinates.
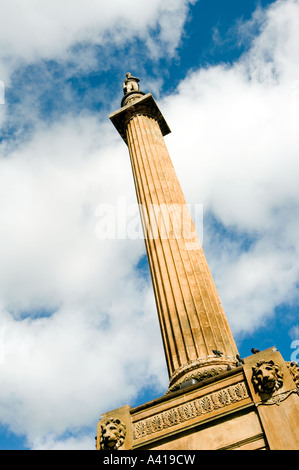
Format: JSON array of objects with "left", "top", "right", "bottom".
[
  {"left": 167, "top": 365, "right": 228, "bottom": 393},
  {"left": 99, "top": 417, "right": 126, "bottom": 450},
  {"left": 133, "top": 382, "right": 249, "bottom": 440},
  {"left": 252, "top": 359, "right": 283, "bottom": 397},
  {"left": 286, "top": 361, "right": 299, "bottom": 390},
  {"left": 256, "top": 390, "right": 297, "bottom": 407}
]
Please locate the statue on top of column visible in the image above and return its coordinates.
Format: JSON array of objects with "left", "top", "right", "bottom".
[{"left": 123, "top": 73, "right": 140, "bottom": 95}]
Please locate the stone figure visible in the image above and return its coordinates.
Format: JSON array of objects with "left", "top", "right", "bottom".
[
  {"left": 123, "top": 72, "right": 140, "bottom": 95},
  {"left": 99, "top": 417, "right": 126, "bottom": 450},
  {"left": 252, "top": 360, "right": 283, "bottom": 396}
]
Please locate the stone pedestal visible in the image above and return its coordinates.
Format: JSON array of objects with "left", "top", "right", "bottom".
[{"left": 96, "top": 348, "right": 299, "bottom": 450}]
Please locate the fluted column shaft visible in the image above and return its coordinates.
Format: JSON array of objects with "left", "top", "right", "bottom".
[{"left": 110, "top": 93, "right": 238, "bottom": 390}]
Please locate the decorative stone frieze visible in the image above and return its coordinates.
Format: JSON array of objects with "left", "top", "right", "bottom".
[{"left": 133, "top": 382, "right": 249, "bottom": 440}]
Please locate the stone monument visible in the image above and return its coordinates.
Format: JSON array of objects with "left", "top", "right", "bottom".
[{"left": 96, "top": 74, "right": 299, "bottom": 450}]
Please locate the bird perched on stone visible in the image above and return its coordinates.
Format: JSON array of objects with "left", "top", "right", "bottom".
[
  {"left": 212, "top": 349, "right": 223, "bottom": 357},
  {"left": 235, "top": 354, "right": 244, "bottom": 366},
  {"left": 251, "top": 348, "right": 260, "bottom": 354}
]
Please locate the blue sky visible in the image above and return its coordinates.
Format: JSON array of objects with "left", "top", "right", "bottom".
[{"left": 0, "top": 0, "right": 298, "bottom": 450}]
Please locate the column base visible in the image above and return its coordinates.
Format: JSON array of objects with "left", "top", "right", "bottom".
[
  {"left": 121, "top": 91, "right": 145, "bottom": 107},
  {"left": 167, "top": 356, "right": 238, "bottom": 393}
]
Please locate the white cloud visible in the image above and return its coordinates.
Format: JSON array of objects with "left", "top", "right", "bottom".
[
  {"left": 0, "top": 114, "right": 168, "bottom": 447},
  {"left": 0, "top": 0, "right": 195, "bottom": 84},
  {"left": 163, "top": 0, "right": 299, "bottom": 334},
  {"left": 0, "top": 0, "right": 198, "bottom": 449},
  {"left": 30, "top": 433, "right": 96, "bottom": 450}
]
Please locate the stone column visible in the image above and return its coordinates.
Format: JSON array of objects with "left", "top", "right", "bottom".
[{"left": 110, "top": 81, "right": 239, "bottom": 391}]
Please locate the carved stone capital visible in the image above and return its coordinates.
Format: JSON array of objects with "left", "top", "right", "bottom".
[{"left": 109, "top": 93, "right": 171, "bottom": 145}]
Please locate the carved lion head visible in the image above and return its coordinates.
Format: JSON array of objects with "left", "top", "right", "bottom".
[
  {"left": 99, "top": 417, "right": 126, "bottom": 450},
  {"left": 286, "top": 361, "right": 299, "bottom": 389},
  {"left": 252, "top": 360, "right": 283, "bottom": 396}
]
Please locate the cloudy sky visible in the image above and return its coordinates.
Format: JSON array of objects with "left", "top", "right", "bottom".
[{"left": 0, "top": 0, "right": 298, "bottom": 450}]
